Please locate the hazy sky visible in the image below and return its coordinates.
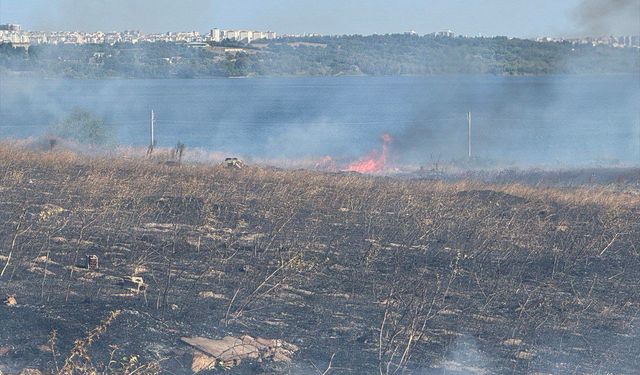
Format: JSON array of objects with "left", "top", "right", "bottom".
[{"left": 0, "top": 0, "right": 638, "bottom": 36}]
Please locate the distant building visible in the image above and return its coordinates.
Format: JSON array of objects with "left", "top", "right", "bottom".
[
  {"left": 238, "top": 30, "right": 252, "bottom": 42},
  {"left": 535, "top": 34, "right": 640, "bottom": 48},
  {"left": 0, "top": 24, "right": 24, "bottom": 46},
  {"left": 0, "top": 24, "right": 21, "bottom": 32},
  {"left": 619, "top": 35, "right": 640, "bottom": 48},
  {"left": 435, "top": 30, "right": 455, "bottom": 38},
  {"left": 209, "top": 28, "right": 277, "bottom": 43},
  {"left": 187, "top": 42, "right": 208, "bottom": 48},
  {"left": 224, "top": 30, "right": 239, "bottom": 41},
  {"left": 210, "top": 28, "right": 222, "bottom": 42}
]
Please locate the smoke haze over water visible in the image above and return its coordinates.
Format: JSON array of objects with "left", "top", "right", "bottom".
[{"left": 1, "top": 75, "right": 639, "bottom": 169}]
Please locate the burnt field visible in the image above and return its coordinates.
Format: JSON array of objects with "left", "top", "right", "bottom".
[{"left": 0, "top": 145, "right": 639, "bottom": 374}]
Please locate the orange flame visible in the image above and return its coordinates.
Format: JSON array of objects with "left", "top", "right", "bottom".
[{"left": 345, "top": 134, "right": 392, "bottom": 173}]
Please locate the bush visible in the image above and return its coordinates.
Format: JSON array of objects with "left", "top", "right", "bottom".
[{"left": 52, "top": 109, "right": 114, "bottom": 145}]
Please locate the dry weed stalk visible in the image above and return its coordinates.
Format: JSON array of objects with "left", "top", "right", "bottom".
[{"left": 60, "top": 310, "right": 121, "bottom": 374}]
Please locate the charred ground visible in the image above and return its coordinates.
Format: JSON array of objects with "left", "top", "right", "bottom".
[{"left": 0, "top": 145, "right": 639, "bottom": 374}]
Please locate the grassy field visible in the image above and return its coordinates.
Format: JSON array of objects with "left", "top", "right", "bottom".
[{"left": 0, "top": 145, "right": 639, "bottom": 374}]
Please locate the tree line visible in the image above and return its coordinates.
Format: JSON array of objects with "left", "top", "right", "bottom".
[{"left": 1, "top": 34, "right": 638, "bottom": 78}]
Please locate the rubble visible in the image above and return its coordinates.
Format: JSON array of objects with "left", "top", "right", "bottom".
[
  {"left": 18, "top": 369, "right": 43, "bottom": 375},
  {"left": 224, "top": 157, "right": 245, "bottom": 169},
  {"left": 121, "top": 276, "right": 147, "bottom": 293},
  {"left": 515, "top": 350, "right": 535, "bottom": 360},
  {"left": 86, "top": 255, "right": 99, "bottom": 269},
  {"left": 4, "top": 294, "right": 16, "bottom": 306},
  {"left": 197, "top": 291, "right": 226, "bottom": 300},
  {"left": 502, "top": 338, "right": 523, "bottom": 346},
  {"left": 190, "top": 350, "right": 220, "bottom": 372},
  {"left": 181, "top": 335, "right": 298, "bottom": 372}
]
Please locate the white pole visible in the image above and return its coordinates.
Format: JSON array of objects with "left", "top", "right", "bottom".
[
  {"left": 468, "top": 111, "right": 472, "bottom": 159},
  {"left": 150, "top": 110, "right": 155, "bottom": 147}
]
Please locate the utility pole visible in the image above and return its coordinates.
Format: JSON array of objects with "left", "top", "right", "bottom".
[
  {"left": 147, "top": 109, "right": 155, "bottom": 156},
  {"left": 150, "top": 109, "right": 155, "bottom": 148},
  {"left": 468, "top": 111, "right": 472, "bottom": 159}
]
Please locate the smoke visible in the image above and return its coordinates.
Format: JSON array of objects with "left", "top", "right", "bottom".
[
  {"left": 413, "top": 335, "right": 490, "bottom": 375},
  {"left": 573, "top": 0, "right": 640, "bottom": 36},
  {"left": 1, "top": 74, "right": 639, "bottom": 169}
]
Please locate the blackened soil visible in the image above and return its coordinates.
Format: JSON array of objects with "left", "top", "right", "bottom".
[{"left": 0, "top": 153, "right": 639, "bottom": 374}]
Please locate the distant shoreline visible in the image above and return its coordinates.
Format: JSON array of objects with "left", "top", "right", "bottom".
[
  {"left": 2, "top": 70, "right": 639, "bottom": 80},
  {"left": 2, "top": 35, "right": 638, "bottom": 78}
]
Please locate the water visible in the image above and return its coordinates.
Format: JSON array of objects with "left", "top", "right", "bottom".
[{"left": 1, "top": 75, "right": 639, "bottom": 167}]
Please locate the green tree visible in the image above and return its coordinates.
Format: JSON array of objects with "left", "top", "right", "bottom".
[{"left": 52, "top": 109, "right": 113, "bottom": 145}]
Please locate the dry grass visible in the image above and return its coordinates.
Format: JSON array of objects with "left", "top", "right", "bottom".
[
  {"left": 1, "top": 143, "right": 637, "bottom": 209},
  {"left": 0, "top": 144, "right": 638, "bottom": 374}
]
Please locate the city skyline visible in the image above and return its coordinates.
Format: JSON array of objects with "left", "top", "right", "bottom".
[
  {"left": 3, "top": 23, "right": 638, "bottom": 50},
  {"left": 1, "top": 0, "right": 638, "bottom": 38}
]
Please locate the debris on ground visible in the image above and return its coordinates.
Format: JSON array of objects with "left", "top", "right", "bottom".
[
  {"left": 163, "top": 160, "right": 181, "bottom": 167},
  {"left": 86, "top": 255, "right": 99, "bottom": 269},
  {"left": 224, "top": 157, "right": 245, "bottom": 169},
  {"left": 4, "top": 294, "right": 17, "bottom": 306},
  {"left": 197, "top": 291, "right": 226, "bottom": 300},
  {"left": 502, "top": 338, "right": 523, "bottom": 346},
  {"left": 18, "top": 369, "right": 43, "bottom": 375},
  {"left": 181, "top": 335, "right": 299, "bottom": 372},
  {"left": 190, "top": 350, "right": 221, "bottom": 372},
  {"left": 515, "top": 350, "right": 535, "bottom": 360},
  {"left": 121, "top": 276, "right": 147, "bottom": 293}
]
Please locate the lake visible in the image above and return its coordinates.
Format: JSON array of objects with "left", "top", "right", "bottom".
[{"left": 1, "top": 75, "right": 638, "bottom": 167}]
